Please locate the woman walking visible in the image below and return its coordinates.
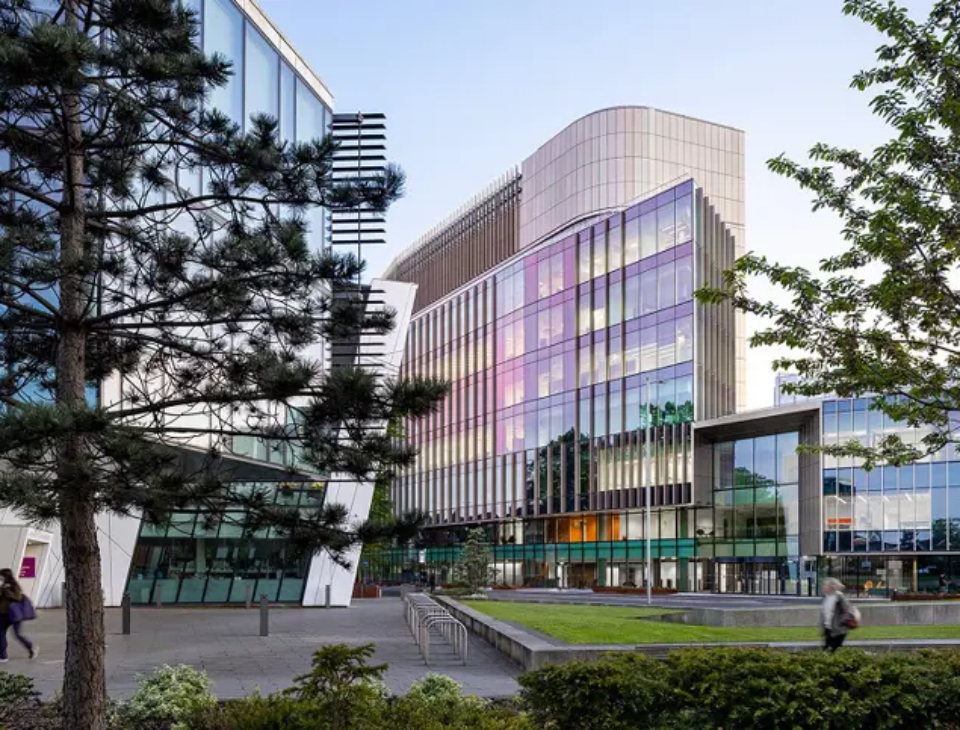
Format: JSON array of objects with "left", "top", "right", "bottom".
[
  {"left": 821, "top": 577, "right": 858, "bottom": 652},
  {"left": 0, "top": 568, "right": 36, "bottom": 662}
]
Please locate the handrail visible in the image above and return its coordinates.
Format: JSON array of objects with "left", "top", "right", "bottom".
[{"left": 403, "top": 593, "right": 468, "bottom": 665}]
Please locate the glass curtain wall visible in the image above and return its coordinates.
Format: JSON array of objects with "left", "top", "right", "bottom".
[
  {"left": 127, "top": 483, "right": 323, "bottom": 604},
  {"left": 392, "top": 180, "right": 700, "bottom": 588},
  {"left": 708, "top": 432, "right": 801, "bottom": 594},
  {"left": 126, "top": 0, "right": 334, "bottom": 603},
  {"left": 396, "top": 180, "right": 697, "bottom": 530},
  {"left": 821, "top": 397, "right": 960, "bottom": 594}
]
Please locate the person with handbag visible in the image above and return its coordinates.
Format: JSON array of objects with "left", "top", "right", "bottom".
[
  {"left": 0, "top": 568, "right": 37, "bottom": 662},
  {"left": 821, "top": 577, "right": 860, "bottom": 652}
]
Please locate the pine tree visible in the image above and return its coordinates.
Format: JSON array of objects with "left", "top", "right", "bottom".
[
  {"left": 454, "top": 528, "right": 496, "bottom": 595},
  {"left": 0, "top": 2, "right": 445, "bottom": 728}
]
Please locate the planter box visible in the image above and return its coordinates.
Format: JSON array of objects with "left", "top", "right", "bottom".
[
  {"left": 592, "top": 587, "right": 678, "bottom": 596},
  {"left": 891, "top": 592, "right": 960, "bottom": 602},
  {"left": 352, "top": 584, "right": 382, "bottom": 599}
]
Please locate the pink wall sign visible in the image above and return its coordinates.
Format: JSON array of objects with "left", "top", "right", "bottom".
[{"left": 19, "top": 557, "right": 35, "bottom": 579}]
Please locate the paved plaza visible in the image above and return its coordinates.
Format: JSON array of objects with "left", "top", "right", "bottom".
[{"left": 6, "top": 599, "right": 520, "bottom": 699}]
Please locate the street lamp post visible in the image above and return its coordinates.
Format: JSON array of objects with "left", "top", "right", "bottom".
[{"left": 644, "top": 375, "right": 654, "bottom": 606}]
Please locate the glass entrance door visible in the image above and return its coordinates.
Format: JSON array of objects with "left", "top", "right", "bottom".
[{"left": 715, "top": 560, "right": 783, "bottom": 594}]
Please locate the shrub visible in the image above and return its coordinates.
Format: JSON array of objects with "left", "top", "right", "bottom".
[
  {"left": 0, "top": 671, "right": 38, "bottom": 715},
  {"left": 518, "top": 653, "right": 673, "bottom": 730},
  {"left": 122, "top": 664, "right": 217, "bottom": 730},
  {"left": 285, "top": 644, "right": 389, "bottom": 730},
  {"left": 519, "top": 648, "right": 960, "bottom": 730},
  {"left": 0, "top": 672, "right": 39, "bottom": 727},
  {"left": 191, "top": 694, "right": 324, "bottom": 730},
  {"left": 394, "top": 680, "right": 531, "bottom": 730}
]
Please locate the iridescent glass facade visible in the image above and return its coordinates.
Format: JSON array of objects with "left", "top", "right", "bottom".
[{"left": 388, "top": 180, "right": 739, "bottom": 589}]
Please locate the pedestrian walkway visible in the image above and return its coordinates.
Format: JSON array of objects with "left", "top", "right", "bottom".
[{"left": 5, "top": 599, "right": 520, "bottom": 699}]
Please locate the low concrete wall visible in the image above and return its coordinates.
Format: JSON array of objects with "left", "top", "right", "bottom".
[
  {"left": 658, "top": 601, "right": 960, "bottom": 628},
  {"left": 436, "top": 596, "right": 575, "bottom": 671}
]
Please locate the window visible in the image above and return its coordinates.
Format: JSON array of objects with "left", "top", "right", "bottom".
[
  {"left": 676, "top": 315, "right": 692, "bottom": 363},
  {"left": 657, "top": 321, "right": 675, "bottom": 368},
  {"left": 593, "top": 338, "right": 607, "bottom": 383},
  {"left": 624, "top": 275, "right": 640, "bottom": 321},
  {"left": 640, "top": 211, "right": 657, "bottom": 259},
  {"left": 608, "top": 278, "right": 622, "bottom": 326},
  {"left": 676, "top": 195, "right": 692, "bottom": 243},
  {"left": 280, "top": 62, "right": 295, "bottom": 142},
  {"left": 640, "top": 268, "right": 657, "bottom": 314},
  {"left": 295, "top": 78, "right": 329, "bottom": 248},
  {"left": 624, "top": 329, "right": 640, "bottom": 375},
  {"left": 296, "top": 78, "right": 327, "bottom": 142},
  {"left": 593, "top": 285, "right": 606, "bottom": 330},
  {"left": 609, "top": 336, "right": 622, "bottom": 380},
  {"left": 640, "top": 326, "right": 657, "bottom": 371},
  {"left": 608, "top": 224, "right": 622, "bottom": 271},
  {"left": 676, "top": 255, "right": 693, "bottom": 302},
  {"left": 537, "top": 258, "right": 551, "bottom": 299},
  {"left": 657, "top": 262, "right": 676, "bottom": 310},
  {"left": 578, "top": 292, "right": 591, "bottom": 336},
  {"left": 624, "top": 216, "right": 640, "bottom": 264},
  {"left": 657, "top": 201, "right": 676, "bottom": 252},
  {"left": 205, "top": 0, "right": 244, "bottom": 124},
  {"left": 578, "top": 237, "right": 591, "bottom": 283},
  {"left": 592, "top": 230, "right": 606, "bottom": 278},
  {"left": 244, "top": 25, "right": 279, "bottom": 126}
]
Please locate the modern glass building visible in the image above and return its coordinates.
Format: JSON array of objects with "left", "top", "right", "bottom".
[
  {"left": 379, "top": 107, "right": 960, "bottom": 595},
  {"left": 1, "top": 0, "right": 412, "bottom": 608},
  {"left": 819, "top": 397, "right": 960, "bottom": 593},
  {"left": 380, "top": 108, "right": 747, "bottom": 591}
]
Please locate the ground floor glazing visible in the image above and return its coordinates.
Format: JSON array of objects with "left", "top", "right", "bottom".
[
  {"left": 125, "top": 482, "right": 323, "bottom": 604},
  {"left": 371, "top": 519, "right": 960, "bottom": 597}
]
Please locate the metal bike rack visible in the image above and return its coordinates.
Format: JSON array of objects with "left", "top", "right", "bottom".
[{"left": 404, "top": 593, "right": 468, "bottom": 665}]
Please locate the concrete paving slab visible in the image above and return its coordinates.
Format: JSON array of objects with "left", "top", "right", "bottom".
[{"left": 2, "top": 599, "right": 520, "bottom": 699}]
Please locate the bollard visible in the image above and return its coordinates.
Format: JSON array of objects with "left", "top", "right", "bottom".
[
  {"left": 245, "top": 584, "right": 252, "bottom": 609},
  {"left": 259, "top": 594, "right": 268, "bottom": 636},
  {"left": 121, "top": 593, "right": 131, "bottom": 635},
  {"left": 155, "top": 584, "right": 163, "bottom": 609},
  {"left": 324, "top": 584, "right": 331, "bottom": 608}
]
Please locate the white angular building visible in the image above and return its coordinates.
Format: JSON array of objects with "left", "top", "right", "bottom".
[{"left": 0, "top": 0, "right": 412, "bottom": 608}]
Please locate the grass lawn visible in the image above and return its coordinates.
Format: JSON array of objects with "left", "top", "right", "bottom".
[{"left": 461, "top": 601, "right": 960, "bottom": 645}]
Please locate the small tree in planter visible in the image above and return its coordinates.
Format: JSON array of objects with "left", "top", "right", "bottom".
[{"left": 453, "top": 528, "right": 497, "bottom": 597}]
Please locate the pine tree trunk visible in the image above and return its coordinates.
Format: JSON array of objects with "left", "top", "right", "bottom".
[
  {"left": 60, "top": 498, "right": 106, "bottom": 730},
  {"left": 57, "top": 3, "right": 106, "bottom": 727}
]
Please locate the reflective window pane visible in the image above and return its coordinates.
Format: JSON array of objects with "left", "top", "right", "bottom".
[
  {"left": 657, "top": 201, "right": 676, "bottom": 251},
  {"left": 676, "top": 255, "right": 693, "bottom": 302},
  {"left": 676, "top": 194, "right": 692, "bottom": 243},
  {"left": 657, "top": 262, "right": 676, "bottom": 310},
  {"left": 280, "top": 62, "right": 295, "bottom": 142},
  {"left": 205, "top": 0, "right": 244, "bottom": 124},
  {"left": 244, "top": 25, "right": 279, "bottom": 126},
  {"left": 640, "top": 211, "right": 657, "bottom": 259}
]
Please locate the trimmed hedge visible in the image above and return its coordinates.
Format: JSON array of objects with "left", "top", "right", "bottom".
[
  {"left": 891, "top": 591, "right": 960, "bottom": 601},
  {"left": 518, "top": 648, "right": 960, "bottom": 729},
  {"left": 591, "top": 586, "right": 678, "bottom": 595}
]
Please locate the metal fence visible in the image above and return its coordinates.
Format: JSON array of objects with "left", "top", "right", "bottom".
[{"left": 404, "top": 592, "right": 468, "bottom": 665}]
